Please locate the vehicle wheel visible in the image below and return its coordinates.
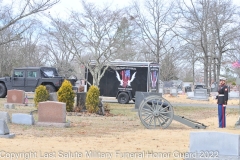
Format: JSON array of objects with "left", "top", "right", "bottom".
[
  {"left": 45, "top": 85, "right": 56, "bottom": 93},
  {"left": 138, "top": 95, "right": 174, "bottom": 129},
  {"left": 117, "top": 92, "right": 129, "bottom": 104},
  {"left": 0, "top": 83, "right": 7, "bottom": 98}
]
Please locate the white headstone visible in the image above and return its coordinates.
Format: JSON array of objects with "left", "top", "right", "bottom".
[{"left": 190, "top": 131, "right": 240, "bottom": 156}]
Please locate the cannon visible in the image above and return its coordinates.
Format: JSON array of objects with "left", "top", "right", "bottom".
[{"left": 138, "top": 95, "right": 207, "bottom": 129}]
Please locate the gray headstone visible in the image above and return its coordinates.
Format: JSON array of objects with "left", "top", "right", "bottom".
[
  {"left": 159, "top": 88, "right": 163, "bottom": 94},
  {"left": 0, "top": 111, "right": 11, "bottom": 123},
  {"left": 191, "top": 89, "right": 209, "bottom": 100},
  {"left": 0, "top": 119, "right": 9, "bottom": 135},
  {"left": 211, "top": 82, "right": 218, "bottom": 92},
  {"left": 4, "top": 103, "right": 15, "bottom": 109},
  {"left": 12, "top": 113, "right": 35, "bottom": 125},
  {"left": 229, "top": 91, "right": 239, "bottom": 99},
  {"left": 49, "top": 92, "right": 58, "bottom": 101},
  {"left": 187, "top": 92, "right": 194, "bottom": 99},
  {"left": 135, "top": 92, "right": 162, "bottom": 109},
  {"left": 236, "top": 78, "right": 240, "bottom": 85},
  {"left": 0, "top": 120, "right": 15, "bottom": 138},
  {"left": 189, "top": 131, "right": 240, "bottom": 156},
  {"left": 163, "top": 88, "right": 170, "bottom": 94},
  {"left": 76, "top": 92, "right": 86, "bottom": 110},
  {"left": 170, "top": 87, "right": 178, "bottom": 96}
]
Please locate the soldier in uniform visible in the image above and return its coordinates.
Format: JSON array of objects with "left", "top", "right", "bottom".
[{"left": 216, "top": 77, "right": 228, "bottom": 128}]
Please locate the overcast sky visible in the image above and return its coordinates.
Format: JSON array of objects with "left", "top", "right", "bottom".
[{"left": 49, "top": 0, "right": 240, "bottom": 18}]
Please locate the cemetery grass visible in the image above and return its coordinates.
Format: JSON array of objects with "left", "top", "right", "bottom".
[{"left": 0, "top": 96, "right": 240, "bottom": 160}]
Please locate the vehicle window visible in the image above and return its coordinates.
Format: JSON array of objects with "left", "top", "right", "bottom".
[
  {"left": 41, "top": 68, "right": 58, "bottom": 77},
  {"left": 27, "top": 71, "right": 37, "bottom": 78},
  {"left": 14, "top": 71, "right": 24, "bottom": 77}
]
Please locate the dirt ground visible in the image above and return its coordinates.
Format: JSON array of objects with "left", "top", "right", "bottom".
[{"left": 0, "top": 94, "right": 240, "bottom": 160}]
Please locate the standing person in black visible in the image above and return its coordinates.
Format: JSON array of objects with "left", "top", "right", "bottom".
[{"left": 216, "top": 77, "right": 228, "bottom": 128}]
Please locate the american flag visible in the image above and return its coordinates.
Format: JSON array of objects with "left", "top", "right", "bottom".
[
  {"left": 232, "top": 60, "right": 240, "bottom": 68},
  {"left": 24, "top": 95, "right": 28, "bottom": 106},
  {"left": 152, "top": 71, "right": 157, "bottom": 88},
  {"left": 121, "top": 70, "right": 130, "bottom": 88}
]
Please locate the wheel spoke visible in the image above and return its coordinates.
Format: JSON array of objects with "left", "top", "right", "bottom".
[
  {"left": 159, "top": 105, "right": 171, "bottom": 112},
  {"left": 148, "top": 116, "right": 154, "bottom": 126},
  {"left": 141, "top": 112, "right": 152, "bottom": 117},
  {"left": 143, "top": 114, "right": 153, "bottom": 122},
  {"left": 144, "top": 103, "right": 154, "bottom": 111},
  {"left": 154, "top": 117, "right": 157, "bottom": 127},
  {"left": 159, "top": 114, "right": 170, "bottom": 121},
  {"left": 151, "top": 99, "right": 156, "bottom": 110},
  {"left": 141, "top": 107, "right": 153, "bottom": 114},
  {"left": 155, "top": 99, "right": 162, "bottom": 111},
  {"left": 158, "top": 116, "right": 166, "bottom": 126},
  {"left": 156, "top": 116, "right": 163, "bottom": 128}
]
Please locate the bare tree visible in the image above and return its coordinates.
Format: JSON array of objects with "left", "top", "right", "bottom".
[
  {"left": 178, "top": 0, "right": 240, "bottom": 86},
  {"left": 0, "top": 0, "right": 59, "bottom": 45},
  {"left": 42, "top": 18, "right": 77, "bottom": 77},
  {"left": 131, "top": 0, "right": 179, "bottom": 63},
  {"left": 180, "top": 41, "right": 203, "bottom": 83},
  {"left": 178, "top": 0, "right": 213, "bottom": 86},
  {"left": 113, "top": 16, "right": 139, "bottom": 61},
  {"left": 50, "top": 0, "right": 124, "bottom": 86},
  {"left": 0, "top": 20, "right": 47, "bottom": 76},
  {"left": 210, "top": 0, "right": 240, "bottom": 82},
  {"left": 18, "top": 21, "right": 48, "bottom": 67}
]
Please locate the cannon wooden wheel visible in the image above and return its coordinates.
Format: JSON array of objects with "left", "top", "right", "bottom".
[{"left": 138, "top": 95, "right": 174, "bottom": 129}]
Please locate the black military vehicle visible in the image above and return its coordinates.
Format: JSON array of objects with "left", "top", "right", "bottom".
[{"left": 0, "top": 67, "right": 77, "bottom": 98}]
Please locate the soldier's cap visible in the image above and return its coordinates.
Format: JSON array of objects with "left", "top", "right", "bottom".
[{"left": 219, "top": 77, "right": 227, "bottom": 81}]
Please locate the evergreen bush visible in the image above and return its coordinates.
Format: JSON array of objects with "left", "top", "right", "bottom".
[
  {"left": 57, "top": 79, "right": 75, "bottom": 112},
  {"left": 34, "top": 85, "right": 49, "bottom": 109},
  {"left": 85, "top": 85, "right": 100, "bottom": 113}
]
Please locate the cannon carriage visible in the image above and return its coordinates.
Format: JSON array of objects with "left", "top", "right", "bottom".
[{"left": 138, "top": 95, "right": 207, "bottom": 129}]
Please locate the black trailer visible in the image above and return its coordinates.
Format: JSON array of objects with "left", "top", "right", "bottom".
[{"left": 85, "top": 61, "right": 160, "bottom": 104}]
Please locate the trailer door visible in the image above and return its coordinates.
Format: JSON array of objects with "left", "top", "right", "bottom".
[{"left": 148, "top": 63, "right": 160, "bottom": 93}]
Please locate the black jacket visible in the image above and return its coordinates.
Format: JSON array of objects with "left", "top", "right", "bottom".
[{"left": 217, "top": 85, "right": 228, "bottom": 105}]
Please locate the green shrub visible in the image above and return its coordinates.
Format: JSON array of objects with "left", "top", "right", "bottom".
[
  {"left": 85, "top": 85, "right": 100, "bottom": 113},
  {"left": 57, "top": 79, "right": 75, "bottom": 112},
  {"left": 34, "top": 85, "right": 49, "bottom": 109}
]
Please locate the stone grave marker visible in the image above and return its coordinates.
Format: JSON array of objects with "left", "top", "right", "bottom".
[
  {"left": 186, "top": 92, "right": 194, "bottom": 99},
  {"left": 0, "top": 111, "right": 11, "bottom": 123},
  {"left": 188, "top": 131, "right": 240, "bottom": 159},
  {"left": 37, "top": 101, "right": 69, "bottom": 127},
  {"left": 7, "top": 89, "right": 25, "bottom": 104},
  {"left": 191, "top": 89, "right": 209, "bottom": 101},
  {"left": 159, "top": 88, "right": 163, "bottom": 94},
  {"left": 229, "top": 91, "right": 239, "bottom": 99},
  {"left": 4, "top": 103, "right": 15, "bottom": 109},
  {"left": 12, "top": 113, "right": 35, "bottom": 125},
  {"left": 76, "top": 92, "right": 86, "bottom": 111},
  {"left": 0, "top": 119, "right": 15, "bottom": 138},
  {"left": 170, "top": 87, "right": 178, "bottom": 97},
  {"left": 49, "top": 92, "right": 58, "bottom": 101}
]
